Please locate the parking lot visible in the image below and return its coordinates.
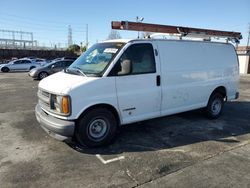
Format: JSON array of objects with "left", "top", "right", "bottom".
[{"left": 0, "top": 72, "right": 250, "bottom": 188}]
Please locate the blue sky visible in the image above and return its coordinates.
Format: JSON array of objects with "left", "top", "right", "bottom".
[{"left": 0, "top": 0, "right": 249, "bottom": 47}]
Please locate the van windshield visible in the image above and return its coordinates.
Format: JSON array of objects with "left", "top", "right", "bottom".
[{"left": 66, "top": 42, "right": 124, "bottom": 77}]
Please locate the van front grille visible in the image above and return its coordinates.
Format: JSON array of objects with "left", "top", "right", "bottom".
[{"left": 38, "top": 88, "right": 51, "bottom": 111}]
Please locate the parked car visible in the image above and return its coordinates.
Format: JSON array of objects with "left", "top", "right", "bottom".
[
  {"left": 35, "top": 38, "right": 239, "bottom": 147},
  {"left": 22, "top": 56, "right": 37, "bottom": 60},
  {"left": 1, "top": 58, "right": 41, "bottom": 72},
  {"left": 62, "top": 57, "right": 78, "bottom": 61},
  {"left": 51, "top": 57, "right": 77, "bottom": 62},
  {"left": 29, "top": 59, "right": 74, "bottom": 80},
  {"left": 32, "top": 58, "right": 49, "bottom": 66}
]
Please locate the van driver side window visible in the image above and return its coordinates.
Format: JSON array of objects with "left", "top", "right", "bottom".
[{"left": 111, "top": 43, "right": 156, "bottom": 76}]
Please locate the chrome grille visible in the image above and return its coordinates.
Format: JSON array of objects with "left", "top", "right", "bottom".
[{"left": 38, "top": 88, "right": 51, "bottom": 110}]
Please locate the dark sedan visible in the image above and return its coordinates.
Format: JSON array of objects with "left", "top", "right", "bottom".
[{"left": 29, "top": 59, "right": 74, "bottom": 80}]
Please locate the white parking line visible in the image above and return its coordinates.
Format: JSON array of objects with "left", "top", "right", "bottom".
[{"left": 96, "top": 154, "right": 125, "bottom": 164}]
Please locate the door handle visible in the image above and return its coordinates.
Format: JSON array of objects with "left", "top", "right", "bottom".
[{"left": 156, "top": 75, "right": 161, "bottom": 86}]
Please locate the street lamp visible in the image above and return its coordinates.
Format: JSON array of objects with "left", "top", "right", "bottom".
[{"left": 136, "top": 16, "right": 144, "bottom": 38}]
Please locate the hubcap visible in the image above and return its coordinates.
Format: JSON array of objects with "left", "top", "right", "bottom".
[
  {"left": 40, "top": 73, "right": 47, "bottom": 79},
  {"left": 211, "top": 99, "right": 222, "bottom": 115},
  {"left": 88, "top": 119, "right": 108, "bottom": 139}
]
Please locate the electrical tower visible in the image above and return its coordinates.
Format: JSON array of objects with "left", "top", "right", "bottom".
[
  {"left": 68, "top": 25, "right": 73, "bottom": 47},
  {"left": 0, "top": 29, "right": 35, "bottom": 49}
]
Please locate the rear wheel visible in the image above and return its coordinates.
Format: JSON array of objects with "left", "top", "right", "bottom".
[
  {"left": 75, "top": 108, "right": 117, "bottom": 147},
  {"left": 1, "top": 67, "right": 10, "bottom": 72},
  {"left": 205, "top": 93, "right": 224, "bottom": 119},
  {"left": 38, "top": 72, "right": 48, "bottom": 80}
]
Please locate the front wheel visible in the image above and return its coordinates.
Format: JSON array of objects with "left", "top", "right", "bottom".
[
  {"left": 1, "top": 67, "right": 10, "bottom": 72},
  {"left": 75, "top": 108, "right": 117, "bottom": 147},
  {"left": 205, "top": 93, "right": 224, "bottom": 119},
  {"left": 38, "top": 72, "right": 48, "bottom": 80}
]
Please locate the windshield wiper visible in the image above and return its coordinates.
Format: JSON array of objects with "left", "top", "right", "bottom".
[{"left": 66, "top": 67, "right": 87, "bottom": 77}]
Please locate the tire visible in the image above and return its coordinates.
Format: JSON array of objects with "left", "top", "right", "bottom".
[
  {"left": 38, "top": 72, "right": 48, "bottom": 80},
  {"left": 75, "top": 108, "right": 117, "bottom": 147},
  {"left": 205, "top": 93, "right": 224, "bottom": 119},
  {"left": 1, "top": 67, "right": 10, "bottom": 72}
]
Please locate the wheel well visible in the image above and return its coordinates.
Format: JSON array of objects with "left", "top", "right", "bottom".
[
  {"left": 39, "top": 71, "right": 48, "bottom": 74},
  {"left": 1, "top": 67, "right": 9, "bottom": 71},
  {"left": 78, "top": 104, "right": 120, "bottom": 125},
  {"left": 211, "top": 86, "right": 227, "bottom": 100}
]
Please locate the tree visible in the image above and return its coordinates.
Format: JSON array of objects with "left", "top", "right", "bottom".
[
  {"left": 107, "top": 30, "right": 121, "bottom": 40},
  {"left": 81, "top": 46, "right": 87, "bottom": 52},
  {"left": 67, "top": 44, "right": 80, "bottom": 53}
]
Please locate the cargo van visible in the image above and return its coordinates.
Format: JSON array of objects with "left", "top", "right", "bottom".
[{"left": 35, "top": 37, "right": 239, "bottom": 147}]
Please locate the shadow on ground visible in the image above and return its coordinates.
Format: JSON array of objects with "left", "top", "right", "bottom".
[{"left": 67, "top": 101, "right": 250, "bottom": 155}]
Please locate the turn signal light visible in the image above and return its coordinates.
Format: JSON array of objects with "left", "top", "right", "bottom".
[{"left": 62, "top": 96, "right": 70, "bottom": 114}]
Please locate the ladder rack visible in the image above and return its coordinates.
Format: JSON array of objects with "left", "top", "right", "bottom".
[{"left": 111, "top": 21, "right": 242, "bottom": 43}]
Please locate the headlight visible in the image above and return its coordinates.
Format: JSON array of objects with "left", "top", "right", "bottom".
[
  {"left": 50, "top": 94, "right": 71, "bottom": 115},
  {"left": 29, "top": 69, "right": 36, "bottom": 75}
]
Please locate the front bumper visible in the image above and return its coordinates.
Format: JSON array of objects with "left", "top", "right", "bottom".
[
  {"left": 28, "top": 70, "right": 38, "bottom": 78},
  {"left": 35, "top": 104, "right": 75, "bottom": 141}
]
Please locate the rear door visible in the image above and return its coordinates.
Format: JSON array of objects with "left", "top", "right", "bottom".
[
  {"left": 112, "top": 42, "right": 161, "bottom": 124},
  {"left": 21, "top": 60, "right": 32, "bottom": 70}
]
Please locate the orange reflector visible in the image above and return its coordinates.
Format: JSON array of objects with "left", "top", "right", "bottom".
[{"left": 62, "top": 96, "right": 70, "bottom": 114}]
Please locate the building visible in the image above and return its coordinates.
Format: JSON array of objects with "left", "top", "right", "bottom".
[{"left": 237, "top": 46, "right": 250, "bottom": 74}]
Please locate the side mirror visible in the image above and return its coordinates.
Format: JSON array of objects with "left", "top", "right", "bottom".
[
  {"left": 118, "top": 59, "right": 132, "bottom": 75},
  {"left": 51, "top": 65, "right": 55, "bottom": 69}
]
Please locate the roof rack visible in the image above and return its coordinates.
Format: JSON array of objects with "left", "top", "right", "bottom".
[{"left": 111, "top": 21, "right": 242, "bottom": 43}]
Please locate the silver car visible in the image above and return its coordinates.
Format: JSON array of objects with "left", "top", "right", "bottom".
[{"left": 1, "top": 58, "right": 41, "bottom": 72}]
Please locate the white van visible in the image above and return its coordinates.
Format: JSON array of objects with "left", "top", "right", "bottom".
[{"left": 35, "top": 39, "right": 239, "bottom": 147}]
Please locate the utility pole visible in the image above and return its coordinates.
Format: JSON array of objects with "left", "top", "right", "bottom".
[
  {"left": 12, "top": 31, "right": 15, "bottom": 47},
  {"left": 247, "top": 23, "right": 250, "bottom": 47},
  {"left": 86, "top": 24, "right": 88, "bottom": 48},
  {"left": 31, "top": 33, "right": 33, "bottom": 47},
  {"left": 136, "top": 16, "right": 144, "bottom": 38}
]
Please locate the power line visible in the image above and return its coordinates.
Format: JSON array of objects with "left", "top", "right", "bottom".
[
  {"left": 0, "top": 27, "right": 85, "bottom": 47},
  {"left": 0, "top": 11, "right": 87, "bottom": 26},
  {"left": 0, "top": 16, "right": 87, "bottom": 31},
  {"left": 0, "top": 12, "right": 90, "bottom": 46},
  {"left": 0, "top": 20, "right": 86, "bottom": 33}
]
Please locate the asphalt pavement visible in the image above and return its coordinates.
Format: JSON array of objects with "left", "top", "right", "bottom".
[{"left": 0, "top": 72, "right": 250, "bottom": 188}]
